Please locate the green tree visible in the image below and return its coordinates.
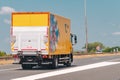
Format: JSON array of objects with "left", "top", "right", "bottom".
[
  {"left": 103, "top": 46, "right": 120, "bottom": 52},
  {"left": 83, "top": 42, "right": 105, "bottom": 53},
  {"left": 103, "top": 47, "right": 112, "bottom": 52},
  {"left": 0, "top": 51, "right": 6, "bottom": 56}
]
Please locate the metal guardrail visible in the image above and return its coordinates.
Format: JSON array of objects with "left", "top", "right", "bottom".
[{"left": 73, "top": 52, "right": 118, "bottom": 55}]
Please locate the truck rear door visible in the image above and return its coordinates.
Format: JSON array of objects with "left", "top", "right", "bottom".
[{"left": 20, "top": 32, "right": 40, "bottom": 51}]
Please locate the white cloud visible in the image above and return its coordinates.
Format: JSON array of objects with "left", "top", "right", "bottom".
[
  {"left": 112, "top": 32, "right": 120, "bottom": 35},
  {"left": 0, "top": 6, "right": 15, "bottom": 15},
  {"left": 4, "top": 19, "right": 11, "bottom": 24}
]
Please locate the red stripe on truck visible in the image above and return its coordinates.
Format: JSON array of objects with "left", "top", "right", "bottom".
[
  {"left": 41, "top": 49, "right": 46, "bottom": 50},
  {"left": 21, "top": 49, "right": 37, "bottom": 50},
  {"left": 14, "top": 49, "right": 46, "bottom": 50},
  {"left": 14, "top": 48, "right": 18, "bottom": 50}
]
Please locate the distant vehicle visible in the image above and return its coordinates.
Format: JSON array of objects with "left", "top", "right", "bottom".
[{"left": 11, "top": 12, "right": 77, "bottom": 69}]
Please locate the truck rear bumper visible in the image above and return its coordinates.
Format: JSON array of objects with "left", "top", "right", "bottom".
[{"left": 19, "top": 54, "right": 53, "bottom": 65}]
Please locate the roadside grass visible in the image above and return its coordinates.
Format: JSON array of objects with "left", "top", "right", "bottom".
[{"left": 0, "top": 59, "right": 14, "bottom": 65}]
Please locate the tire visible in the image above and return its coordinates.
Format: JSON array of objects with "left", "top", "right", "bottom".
[
  {"left": 22, "top": 64, "right": 32, "bottom": 69},
  {"left": 66, "top": 61, "right": 71, "bottom": 67},
  {"left": 71, "top": 53, "right": 73, "bottom": 62},
  {"left": 64, "top": 54, "right": 72, "bottom": 67},
  {"left": 52, "top": 56, "right": 58, "bottom": 69},
  {"left": 64, "top": 60, "right": 71, "bottom": 67}
]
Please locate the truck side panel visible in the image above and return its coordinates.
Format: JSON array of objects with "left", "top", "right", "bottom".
[{"left": 49, "top": 14, "right": 72, "bottom": 55}]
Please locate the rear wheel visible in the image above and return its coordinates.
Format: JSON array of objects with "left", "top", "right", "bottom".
[
  {"left": 22, "top": 64, "right": 33, "bottom": 69},
  {"left": 64, "top": 60, "right": 71, "bottom": 67},
  {"left": 64, "top": 54, "right": 72, "bottom": 67},
  {"left": 51, "top": 56, "right": 58, "bottom": 69},
  {"left": 66, "top": 60, "right": 71, "bottom": 67}
]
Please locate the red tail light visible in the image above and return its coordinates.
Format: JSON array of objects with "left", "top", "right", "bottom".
[
  {"left": 42, "top": 55, "right": 48, "bottom": 58},
  {"left": 13, "top": 54, "right": 18, "bottom": 58}
]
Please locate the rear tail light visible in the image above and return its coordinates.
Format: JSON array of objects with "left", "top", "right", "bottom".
[
  {"left": 42, "top": 55, "right": 48, "bottom": 59},
  {"left": 13, "top": 54, "right": 18, "bottom": 59}
]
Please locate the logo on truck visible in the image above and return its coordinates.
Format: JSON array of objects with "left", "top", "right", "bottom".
[
  {"left": 65, "top": 24, "right": 69, "bottom": 33},
  {"left": 50, "top": 14, "right": 59, "bottom": 52}
]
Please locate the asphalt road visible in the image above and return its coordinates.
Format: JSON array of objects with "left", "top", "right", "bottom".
[{"left": 0, "top": 55, "right": 120, "bottom": 80}]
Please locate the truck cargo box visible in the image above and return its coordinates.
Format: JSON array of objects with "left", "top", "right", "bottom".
[{"left": 11, "top": 12, "right": 72, "bottom": 55}]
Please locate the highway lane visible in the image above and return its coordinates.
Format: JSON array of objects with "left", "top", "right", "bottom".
[
  {"left": 39, "top": 63, "right": 120, "bottom": 80},
  {"left": 0, "top": 54, "right": 120, "bottom": 80}
]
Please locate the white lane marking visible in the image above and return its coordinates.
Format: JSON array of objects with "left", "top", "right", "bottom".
[
  {"left": 11, "top": 61, "right": 120, "bottom": 80},
  {"left": 0, "top": 68, "right": 20, "bottom": 72}
]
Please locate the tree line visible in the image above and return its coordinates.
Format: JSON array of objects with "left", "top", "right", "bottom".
[
  {"left": 83, "top": 42, "right": 120, "bottom": 53},
  {"left": 0, "top": 51, "right": 6, "bottom": 56}
]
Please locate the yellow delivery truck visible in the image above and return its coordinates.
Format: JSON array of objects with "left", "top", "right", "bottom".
[{"left": 11, "top": 12, "right": 77, "bottom": 69}]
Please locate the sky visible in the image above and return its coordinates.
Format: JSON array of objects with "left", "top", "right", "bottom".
[{"left": 0, "top": 0, "right": 120, "bottom": 53}]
